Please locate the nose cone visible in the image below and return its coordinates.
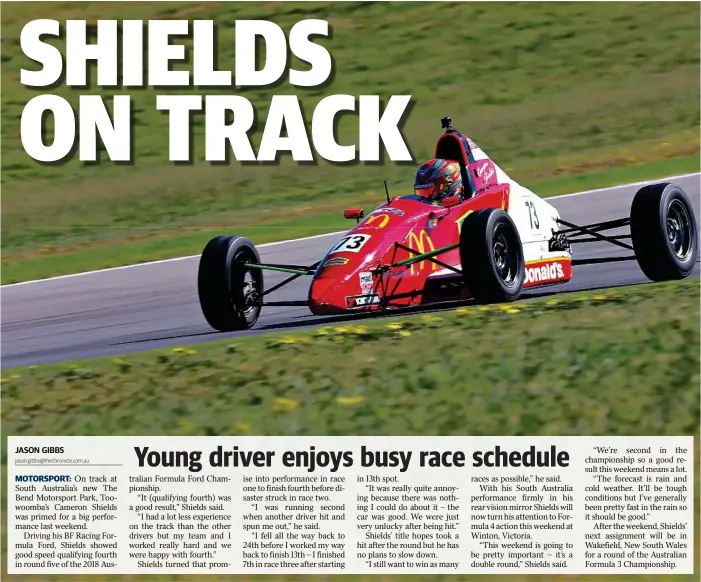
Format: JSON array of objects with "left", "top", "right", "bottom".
[
  {"left": 309, "top": 225, "right": 393, "bottom": 314},
  {"left": 309, "top": 275, "right": 344, "bottom": 315}
]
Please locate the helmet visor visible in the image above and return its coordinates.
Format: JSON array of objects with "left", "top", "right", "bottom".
[{"left": 414, "top": 182, "right": 443, "bottom": 199}]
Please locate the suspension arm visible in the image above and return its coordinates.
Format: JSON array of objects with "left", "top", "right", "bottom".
[
  {"left": 245, "top": 263, "right": 316, "bottom": 276},
  {"left": 393, "top": 242, "right": 460, "bottom": 267},
  {"left": 556, "top": 218, "right": 634, "bottom": 251},
  {"left": 571, "top": 255, "right": 637, "bottom": 266},
  {"left": 392, "top": 242, "right": 463, "bottom": 274},
  {"left": 557, "top": 217, "right": 630, "bottom": 235},
  {"left": 255, "top": 300, "right": 311, "bottom": 307},
  {"left": 569, "top": 234, "right": 631, "bottom": 244}
]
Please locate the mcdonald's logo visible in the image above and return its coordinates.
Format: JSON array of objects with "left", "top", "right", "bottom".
[
  {"left": 407, "top": 230, "right": 436, "bottom": 275},
  {"left": 366, "top": 213, "right": 390, "bottom": 228}
]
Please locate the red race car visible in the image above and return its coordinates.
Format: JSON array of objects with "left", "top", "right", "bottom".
[{"left": 198, "top": 117, "right": 698, "bottom": 331}]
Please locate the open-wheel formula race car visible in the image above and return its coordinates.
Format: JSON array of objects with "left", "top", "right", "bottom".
[{"left": 197, "top": 116, "right": 699, "bottom": 331}]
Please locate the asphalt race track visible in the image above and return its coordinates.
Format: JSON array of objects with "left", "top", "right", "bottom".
[{"left": 2, "top": 174, "right": 699, "bottom": 369}]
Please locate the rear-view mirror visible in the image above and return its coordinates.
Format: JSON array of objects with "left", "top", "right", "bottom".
[{"left": 344, "top": 208, "right": 364, "bottom": 220}]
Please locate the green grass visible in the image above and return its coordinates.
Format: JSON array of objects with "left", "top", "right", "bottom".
[
  {"left": 2, "top": 281, "right": 699, "bottom": 580},
  {"left": 3, "top": 154, "right": 698, "bottom": 284},
  {"left": 1, "top": 1, "right": 699, "bottom": 277},
  {"left": 3, "top": 281, "right": 698, "bottom": 436}
]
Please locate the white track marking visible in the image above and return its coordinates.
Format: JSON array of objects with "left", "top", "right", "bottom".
[
  {"left": 2, "top": 231, "right": 346, "bottom": 288},
  {"left": 3, "top": 171, "right": 698, "bottom": 288},
  {"left": 549, "top": 171, "right": 699, "bottom": 200}
]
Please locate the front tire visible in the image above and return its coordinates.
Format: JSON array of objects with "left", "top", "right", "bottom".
[
  {"left": 459, "top": 209, "right": 525, "bottom": 303},
  {"left": 630, "top": 183, "right": 698, "bottom": 281},
  {"left": 198, "top": 236, "right": 263, "bottom": 331}
]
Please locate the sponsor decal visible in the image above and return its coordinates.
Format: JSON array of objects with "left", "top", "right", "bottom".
[
  {"left": 346, "top": 294, "right": 381, "bottom": 309},
  {"left": 407, "top": 230, "right": 437, "bottom": 275},
  {"left": 359, "top": 271, "right": 373, "bottom": 294},
  {"left": 328, "top": 234, "right": 371, "bottom": 255},
  {"left": 475, "top": 161, "right": 495, "bottom": 183},
  {"left": 524, "top": 261, "right": 567, "bottom": 285},
  {"left": 322, "top": 257, "right": 349, "bottom": 268},
  {"left": 366, "top": 213, "right": 390, "bottom": 228}
]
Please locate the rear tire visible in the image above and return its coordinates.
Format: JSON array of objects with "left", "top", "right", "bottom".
[
  {"left": 630, "top": 183, "right": 698, "bottom": 281},
  {"left": 198, "top": 236, "right": 263, "bottom": 331},
  {"left": 459, "top": 209, "right": 525, "bottom": 303}
]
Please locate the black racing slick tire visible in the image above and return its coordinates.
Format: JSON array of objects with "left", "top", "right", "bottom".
[
  {"left": 197, "top": 236, "right": 263, "bottom": 331},
  {"left": 630, "top": 183, "right": 698, "bottom": 282},
  {"left": 459, "top": 208, "right": 525, "bottom": 303}
]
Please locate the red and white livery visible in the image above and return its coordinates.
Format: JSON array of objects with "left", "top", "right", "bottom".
[{"left": 197, "top": 117, "right": 698, "bottom": 331}]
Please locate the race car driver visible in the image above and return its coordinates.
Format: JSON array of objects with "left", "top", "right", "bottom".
[{"left": 413, "top": 158, "right": 464, "bottom": 205}]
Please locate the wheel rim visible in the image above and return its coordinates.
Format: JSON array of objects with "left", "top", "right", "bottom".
[
  {"left": 667, "top": 199, "right": 693, "bottom": 261},
  {"left": 241, "top": 270, "right": 259, "bottom": 316},
  {"left": 232, "top": 250, "right": 262, "bottom": 317},
  {"left": 493, "top": 224, "right": 518, "bottom": 285}
]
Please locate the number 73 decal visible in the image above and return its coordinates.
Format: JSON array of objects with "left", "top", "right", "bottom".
[
  {"left": 525, "top": 200, "right": 540, "bottom": 229},
  {"left": 329, "top": 234, "right": 371, "bottom": 254}
]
